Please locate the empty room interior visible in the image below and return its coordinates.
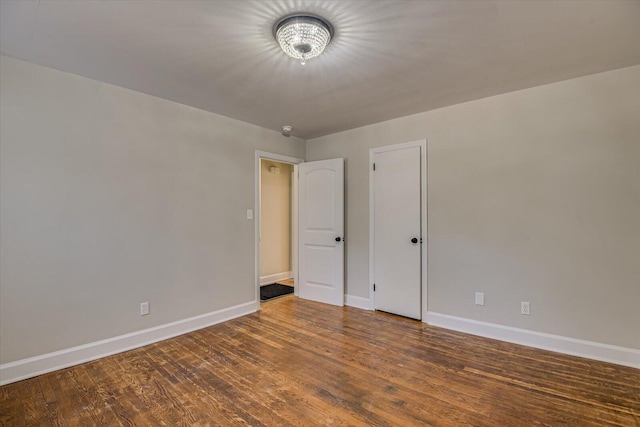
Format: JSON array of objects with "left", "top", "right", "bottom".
[{"left": 0, "top": 0, "right": 639, "bottom": 425}]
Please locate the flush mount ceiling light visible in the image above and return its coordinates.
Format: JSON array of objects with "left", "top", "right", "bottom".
[{"left": 273, "top": 14, "right": 334, "bottom": 65}]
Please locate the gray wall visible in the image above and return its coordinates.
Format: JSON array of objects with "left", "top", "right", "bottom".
[
  {"left": 2, "top": 54, "right": 638, "bottom": 365},
  {"left": 307, "top": 65, "right": 640, "bottom": 349},
  {"left": 0, "top": 56, "right": 305, "bottom": 363}
]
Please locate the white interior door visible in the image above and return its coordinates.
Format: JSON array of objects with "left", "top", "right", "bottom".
[
  {"left": 372, "top": 145, "right": 422, "bottom": 319},
  {"left": 298, "top": 158, "right": 344, "bottom": 306}
]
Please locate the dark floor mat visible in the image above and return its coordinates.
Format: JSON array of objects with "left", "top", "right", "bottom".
[{"left": 260, "top": 283, "right": 294, "bottom": 301}]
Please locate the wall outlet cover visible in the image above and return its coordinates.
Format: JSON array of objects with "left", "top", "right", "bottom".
[{"left": 140, "top": 302, "right": 150, "bottom": 316}]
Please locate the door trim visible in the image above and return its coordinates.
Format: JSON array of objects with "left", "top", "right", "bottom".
[
  {"left": 369, "top": 140, "right": 428, "bottom": 320},
  {"left": 255, "top": 151, "right": 303, "bottom": 308}
]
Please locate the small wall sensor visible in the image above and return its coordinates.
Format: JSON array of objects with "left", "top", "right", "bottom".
[{"left": 282, "top": 125, "right": 293, "bottom": 137}]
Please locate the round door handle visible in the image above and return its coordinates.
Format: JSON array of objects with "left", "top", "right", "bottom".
[
  {"left": 411, "top": 237, "right": 418, "bottom": 244},
  {"left": 335, "top": 237, "right": 342, "bottom": 242}
]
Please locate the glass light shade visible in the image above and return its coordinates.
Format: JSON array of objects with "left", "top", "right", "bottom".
[{"left": 275, "top": 15, "right": 332, "bottom": 64}]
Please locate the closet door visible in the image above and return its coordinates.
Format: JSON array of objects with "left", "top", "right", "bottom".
[{"left": 372, "top": 145, "right": 422, "bottom": 319}]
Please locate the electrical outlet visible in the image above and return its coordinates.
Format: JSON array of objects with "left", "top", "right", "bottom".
[
  {"left": 521, "top": 301, "right": 530, "bottom": 315},
  {"left": 246, "top": 209, "right": 253, "bottom": 220},
  {"left": 140, "top": 302, "right": 150, "bottom": 316},
  {"left": 475, "top": 292, "right": 485, "bottom": 306}
]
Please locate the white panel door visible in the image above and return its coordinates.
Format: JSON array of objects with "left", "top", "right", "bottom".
[
  {"left": 298, "top": 158, "right": 344, "bottom": 306},
  {"left": 373, "top": 146, "right": 421, "bottom": 319}
]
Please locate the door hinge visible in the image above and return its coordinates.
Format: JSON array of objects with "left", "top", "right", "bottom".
[
  {"left": 373, "top": 163, "right": 376, "bottom": 171},
  {"left": 373, "top": 283, "right": 376, "bottom": 291}
]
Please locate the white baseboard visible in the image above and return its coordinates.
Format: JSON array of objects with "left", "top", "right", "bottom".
[
  {"left": 0, "top": 301, "right": 259, "bottom": 386},
  {"left": 260, "top": 271, "right": 292, "bottom": 285},
  {"left": 345, "top": 294, "right": 374, "bottom": 310},
  {"left": 425, "top": 312, "right": 640, "bottom": 369}
]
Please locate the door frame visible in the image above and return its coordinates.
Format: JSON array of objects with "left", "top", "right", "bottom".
[
  {"left": 255, "top": 151, "right": 304, "bottom": 309},
  {"left": 369, "top": 139, "right": 428, "bottom": 320}
]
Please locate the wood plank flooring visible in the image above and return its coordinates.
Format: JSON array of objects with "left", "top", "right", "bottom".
[{"left": 1, "top": 295, "right": 639, "bottom": 426}]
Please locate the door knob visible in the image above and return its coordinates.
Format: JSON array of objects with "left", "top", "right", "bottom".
[
  {"left": 411, "top": 237, "right": 418, "bottom": 244},
  {"left": 335, "top": 237, "right": 342, "bottom": 242}
]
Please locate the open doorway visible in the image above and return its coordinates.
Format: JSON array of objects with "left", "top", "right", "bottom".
[
  {"left": 254, "top": 151, "right": 303, "bottom": 306},
  {"left": 259, "top": 159, "right": 294, "bottom": 300}
]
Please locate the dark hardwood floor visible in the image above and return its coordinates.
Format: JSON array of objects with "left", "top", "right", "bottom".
[{"left": 1, "top": 295, "right": 638, "bottom": 426}]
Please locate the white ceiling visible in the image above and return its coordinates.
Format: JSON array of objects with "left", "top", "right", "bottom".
[{"left": 2, "top": 0, "right": 639, "bottom": 139}]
